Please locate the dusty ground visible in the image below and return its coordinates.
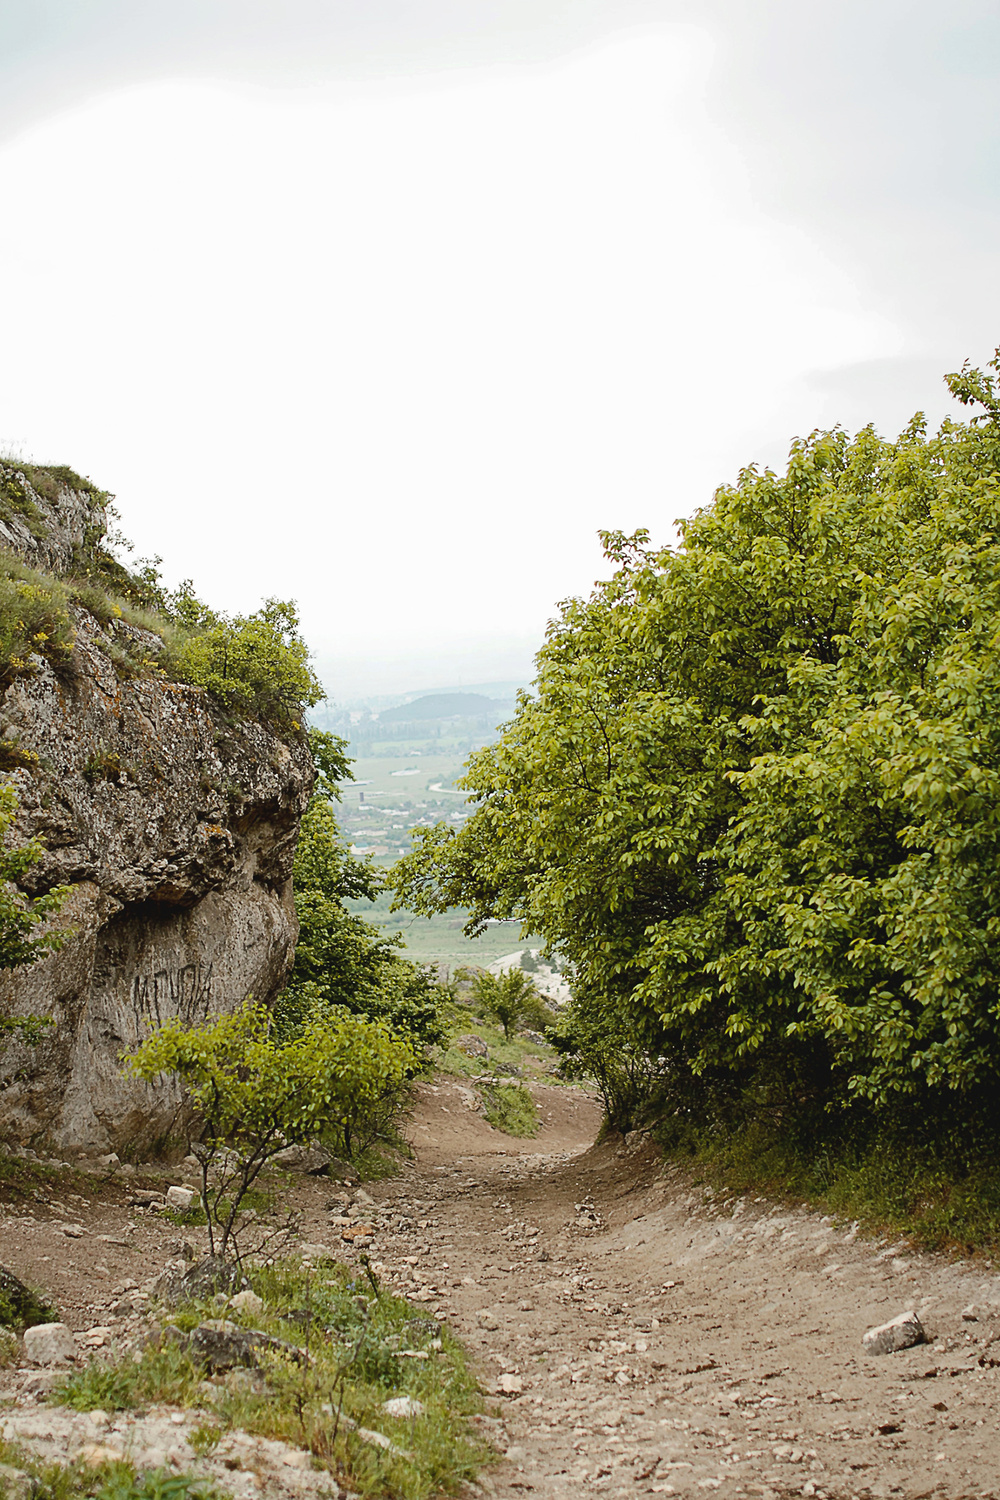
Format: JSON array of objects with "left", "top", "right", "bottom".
[{"left": 3, "top": 1077, "right": 1000, "bottom": 1500}]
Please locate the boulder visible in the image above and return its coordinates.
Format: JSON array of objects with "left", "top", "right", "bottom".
[
  {"left": 457, "top": 1035, "right": 488, "bottom": 1059},
  {"left": 185, "top": 1319, "right": 306, "bottom": 1373},
  {"left": 271, "top": 1144, "right": 334, "bottom": 1175},
  {"left": 863, "top": 1310, "right": 926, "bottom": 1355},
  {"left": 152, "top": 1255, "right": 245, "bottom": 1307},
  {"left": 165, "top": 1186, "right": 195, "bottom": 1210},
  {"left": 0, "top": 1266, "right": 53, "bottom": 1330},
  {"left": 23, "top": 1322, "right": 77, "bottom": 1365},
  {"left": 0, "top": 468, "right": 314, "bottom": 1152}
]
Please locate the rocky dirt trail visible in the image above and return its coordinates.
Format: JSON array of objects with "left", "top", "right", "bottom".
[
  {"left": 378, "top": 1077, "right": 1000, "bottom": 1500},
  {"left": 3, "top": 1077, "right": 1000, "bottom": 1500}
]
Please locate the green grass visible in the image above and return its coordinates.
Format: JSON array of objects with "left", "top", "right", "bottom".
[
  {"left": 52, "top": 1255, "right": 488, "bottom": 1500},
  {"left": 658, "top": 1114, "right": 1000, "bottom": 1258},
  {"left": 434, "top": 1005, "right": 556, "bottom": 1082},
  {"left": 478, "top": 1082, "right": 539, "bottom": 1138}
]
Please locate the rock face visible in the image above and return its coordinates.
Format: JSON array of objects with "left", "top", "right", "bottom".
[{"left": 0, "top": 468, "right": 314, "bottom": 1150}]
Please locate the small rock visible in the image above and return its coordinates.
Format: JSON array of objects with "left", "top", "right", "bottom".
[
  {"left": 165, "top": 1185, "right": 195, "bottom": 1210},
  {"left": 477, "top": 1310, "right": 501, "bottom": 1331},
  {"left": 457, "top": 1034, "right": 489, "bottom": 1058},
  {"left": 60, "top": 1223, "right": 86, "bottom": 1239},
  {"left": 383, "top": 1396, "right": 425, "bottom": 1418},
  {"left": 77, "top": 1443, "right": 123, "bottom": 1467},
  {"left": 297, "top": 1242, "right": 338, "bottom": 1262},
  {"left": 87, "top": 1409, "right": 111, "bottom": 1428},
  {"left": 354, "top": 1189, "right": 375, "bottom": 1207},
  {"left": 19, "top": 1370, "right": 59, "bottom": 1394},
  {"left": 98, "top": 1153, "right": 121, "bottom": 1170},
  {"left": 863, "top": 1310, "right": 926, "bottom": 1355},
  {"left": 497, "top": 1373, "right": 523, "bottom": 1395},
  {"left": 271, "top": 1143, "right": 334, "bottom": 1175},
  {"left": 23, "top": 1322, "right": 77, "bottom": 1365},
  {"left": 231, "top": 1289, "right": 265, "bottom": 1315}
]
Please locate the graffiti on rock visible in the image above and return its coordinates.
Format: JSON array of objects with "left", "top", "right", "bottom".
[{"left": 132, "top": 963, "right": 213, "bottom": 1025}]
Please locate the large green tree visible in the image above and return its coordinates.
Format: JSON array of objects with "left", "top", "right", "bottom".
[{"left": 392, "top": 353, "right": 1000, "bottom": 1117}]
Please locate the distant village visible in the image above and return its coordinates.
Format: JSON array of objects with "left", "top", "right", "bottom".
[{"left": 310, "top": 685, "right": 524, "bottom": 862}]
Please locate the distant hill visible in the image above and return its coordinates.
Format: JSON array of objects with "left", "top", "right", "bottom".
[{"left": 378, "top": 692, "right": 509, "bottom": 724}]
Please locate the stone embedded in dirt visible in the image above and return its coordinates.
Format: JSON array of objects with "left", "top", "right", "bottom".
[
  {"left": 863, "top": 1311, "right": 926, "bottom": 1355},
  {"left": 152, "top": 1255, "right": 245, "bottom": 1306},
  {"left": 23, "top": 1322, "right": 77, "bottom": 1365},
  {"left": 341, "top": 1224, "right": 374, "bottom": 1242},
  {"left": 184, "top": 1319, "right": 307, "bottom": 1373},
  {"left": 165, "top": 1185, "right": 195, "bottom": 1210},
  {"left": 271, "top": 1143, "right": 334, "bottom": 1175},
  {"left": 383, "top": 1396, "right": 426, "bottom": 1418},
  {"left": 130, "top": 1189, "right": 165, "bottom": 1206},
  {"left": 458, "top": 1034, "right": 489, "bottom": 1058},
  {"left": 77, "top": 1443, "right": 124, "bottom": 1468},
  {"left": 497, "top": 1372, "right": 523, "bottom": 1394},
  {"left": 477, "top": 1309, "right": 501, "bottom": 1330},
  {"left": 230, "top": 1289, "right": 265, "bottom": 1315},
  {"left": 297, "top": 1241, "right": 338, "bottom": 1262}
]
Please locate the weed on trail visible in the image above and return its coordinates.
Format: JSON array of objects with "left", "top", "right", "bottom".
[
  {"left": 53, "top": 1255, "right": 488, "bottom": 1500},
  {"left": 478, "top": 1082, "right": 539, "bottom": 1138}
]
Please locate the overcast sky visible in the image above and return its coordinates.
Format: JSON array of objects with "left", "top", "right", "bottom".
[{"left": 1, "top": 1, "right": 998, "bottom": 698}]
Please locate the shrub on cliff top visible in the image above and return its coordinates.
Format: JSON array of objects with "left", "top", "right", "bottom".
[{"left": 167, "top": 597, "right": 323, "bottom": 732}]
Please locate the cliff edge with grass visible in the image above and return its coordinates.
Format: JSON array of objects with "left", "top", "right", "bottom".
[{"left": 0, "top": 464, "right": 315, "bottom": 1151}]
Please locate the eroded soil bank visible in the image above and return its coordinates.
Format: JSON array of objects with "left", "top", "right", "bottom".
[{"left": 391, "top": 1077, "right": 1000, "bottom": 1500}]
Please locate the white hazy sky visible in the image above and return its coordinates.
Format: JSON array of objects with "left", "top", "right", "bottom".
[{"left": 1, "top": 1, "right": 998, "bottom": 697}]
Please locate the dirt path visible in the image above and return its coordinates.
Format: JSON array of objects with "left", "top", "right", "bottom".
[
  {"left": 370, "top": 1076, "right": 1000, "bottom": 1500},
  {"left": 3, "top": 1078, "right": 1000, "bottom": 1499}
]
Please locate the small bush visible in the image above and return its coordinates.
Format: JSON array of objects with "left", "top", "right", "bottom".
[
  {"left": 167, "top": 599, "right": 323, "bottom": 732},
  {"left": 479, "top": 1081, "right": 540, "bottom": 1137},
  {"left": 127, "top": 1002, "right": 416, "bottom": 1258}
]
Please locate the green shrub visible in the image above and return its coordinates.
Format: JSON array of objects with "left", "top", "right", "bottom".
[
  {"left": 128, "top": 1001, "right": 416, "bottom": 1258},
  {"left": 167, "top": 599, "right": 323, "bottom": 732},
  {"left": 466, "top": 967, "right": 550, "bottom": 1041}
]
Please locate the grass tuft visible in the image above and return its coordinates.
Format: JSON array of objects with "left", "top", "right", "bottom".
[{"left": 52, "top": 1255, "right": 488, "bottom": 1499}]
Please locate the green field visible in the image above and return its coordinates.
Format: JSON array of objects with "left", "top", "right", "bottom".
[{"left": 339, "top": 754, "right": 543, "bottom": 970}]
